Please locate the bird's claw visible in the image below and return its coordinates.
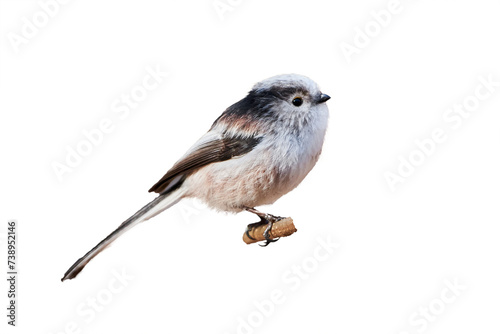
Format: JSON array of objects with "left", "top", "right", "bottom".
[
  {"left": 259, "top": 216, "right": 282, "bottom": 246},
  {"left": 245, "top": 218, "right": 267, "bottom": 241},
  {"left": 259, "top": 237, "right": 280, "bottom": 247},
  {"left": 244, "top": 208, "right": 284, "bottom": 246}
]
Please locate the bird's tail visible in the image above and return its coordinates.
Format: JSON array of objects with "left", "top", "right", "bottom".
[{"left": 61, "top": 188, "right": 186, "bottom": 281}]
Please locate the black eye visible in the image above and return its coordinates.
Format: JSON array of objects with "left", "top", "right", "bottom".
[{"left": 292, "top": 97, "right": 303, "bottom": 107}]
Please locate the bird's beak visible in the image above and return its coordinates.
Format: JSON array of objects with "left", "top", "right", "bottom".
[{"left": 318, "top": 93, "right": 331, "bottom": 103}]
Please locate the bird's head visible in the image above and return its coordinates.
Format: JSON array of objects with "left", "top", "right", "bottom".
[{"left": 212, "top": 74, "right": 330, "bottom": 135}]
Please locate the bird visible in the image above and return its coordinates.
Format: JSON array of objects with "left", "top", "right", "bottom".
[{"left": 61, "top": 73, "right": 330, "bottom": 281}]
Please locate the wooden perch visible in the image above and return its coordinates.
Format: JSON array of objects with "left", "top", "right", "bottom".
[{"left": 243, "top": 217, "right": 297, "bottom": 244}]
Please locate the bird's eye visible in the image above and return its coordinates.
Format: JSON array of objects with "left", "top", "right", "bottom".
[{"left": 292, "top": 97, "right": 303, "bottom": 107}]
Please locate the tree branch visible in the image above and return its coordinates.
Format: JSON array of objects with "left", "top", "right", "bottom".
[{"left": 242, "top": 217, "right": 297, "bottom": 244}]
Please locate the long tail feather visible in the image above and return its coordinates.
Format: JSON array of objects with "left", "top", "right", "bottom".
[{"left": 61, "top": 189, "right": 185, "bottom": 281}]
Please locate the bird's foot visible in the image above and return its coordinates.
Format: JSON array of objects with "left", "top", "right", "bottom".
[
  {"left": 245, "top": 217, "right": 267, "bottom": 241},
  {"left": 260, "top": 214, "right": 283, "bottom": 247},
  {"left": 244, "top": 209, "right": 284, "bottom": 246}
]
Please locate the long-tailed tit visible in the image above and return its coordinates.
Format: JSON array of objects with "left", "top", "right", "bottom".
[{"left": 62, "top": 74, "right": 330, "bottom": 281}]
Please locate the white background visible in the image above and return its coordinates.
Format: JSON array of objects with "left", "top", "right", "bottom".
[{"left": 1, "top": 0, "right": 500, "bottom": 333}]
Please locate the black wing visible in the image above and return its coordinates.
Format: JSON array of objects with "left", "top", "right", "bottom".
[{"left": 148, "top": 133, "right": 263, "bottom": 194}]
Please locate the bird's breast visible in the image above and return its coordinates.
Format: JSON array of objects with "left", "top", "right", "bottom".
[{"left": 186, "top": 111, "right": 328, "bottom": 212}]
